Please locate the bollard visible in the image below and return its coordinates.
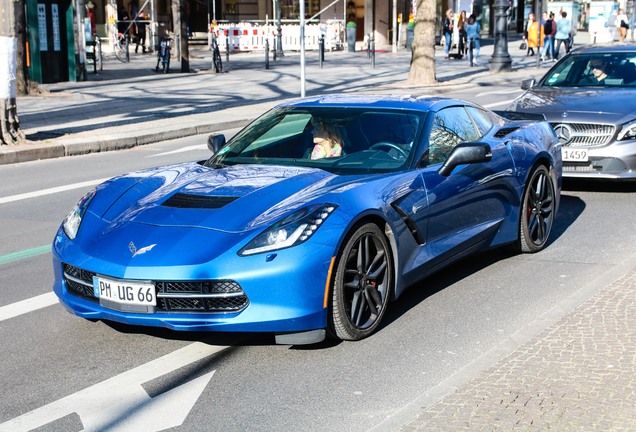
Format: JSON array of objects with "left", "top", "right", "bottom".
[
  {"left": 125, "top": 35, "right": 130, "bottom": 63},
  {"left": 273, "top": 39, "right": 277, "bottom": 61},
  {"left": 367, "top": 33, "right": 371, "bottom": 59},
  {"left": 265, "top": 39, "right": 270, "bottom": 69},
  {"left": 319, "top": 35, "right": 324, "bottom": 68},
  {"left": 226, "top": 36, "right": 230, "bottom": 63}
]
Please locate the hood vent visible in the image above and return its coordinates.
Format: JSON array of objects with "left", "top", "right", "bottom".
[
  {"left": 163, "top": 193, "right": 239, "bottom": 209},
  {"left": 493, "top": 127, "right": 518, "bottom": 138}
]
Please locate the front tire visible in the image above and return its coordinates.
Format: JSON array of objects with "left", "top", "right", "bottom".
[
  {"left": 518, "top": 165, "right": 555, "bottom": 253},
  {"left": 329, "top": 223, "right": 393, "bottom": 341}
]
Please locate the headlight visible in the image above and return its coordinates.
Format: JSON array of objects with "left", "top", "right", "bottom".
[
  {"left": 617, "top": 121, "right": 636, "bottom": 141},
  {"left": 63, "top": 190, "right": 96, "bottom": 240},
  {"left": 239, "top": 204, "right": 337, "bottom": 256}
]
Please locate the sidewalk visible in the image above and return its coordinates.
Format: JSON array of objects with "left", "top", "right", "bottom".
[
  {"left": 397, "top": 262, "right": 636, "bottom": 431},
  {"left": 2, "top": 33, "right": 553, "bottom": 165}
]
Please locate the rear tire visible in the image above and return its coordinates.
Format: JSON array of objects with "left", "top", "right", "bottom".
[
  {"left": 518, "top": 165, "right": 555, "bottom": 253},
  {"left": 329, "top": 223, "right": 393, "bottom": 341}
]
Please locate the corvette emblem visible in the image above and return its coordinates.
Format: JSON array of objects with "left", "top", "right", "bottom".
[
  {"left": 129, "top": 242, "right": 157, "bottom": 257},
  {"left": 553, "top": 124, "right": 573, "bottom": 145}
]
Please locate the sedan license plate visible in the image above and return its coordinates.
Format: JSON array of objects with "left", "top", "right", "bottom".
[
  {"left": 562, "top": 148, "right": 589, "bottom": 162},
  {"left": 93, "top": 276, "right": 156, "bottom": 306}
]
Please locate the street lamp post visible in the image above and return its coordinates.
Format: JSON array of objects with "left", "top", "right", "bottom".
[
  {"left": 275, "top": 0, "right": 284, "bottom": 57},
  {"left": 489, "top": 0, "right": 512, "bottom": 72}
]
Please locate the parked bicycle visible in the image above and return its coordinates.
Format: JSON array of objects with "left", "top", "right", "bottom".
[
  {"left": 155, "top": 36, "right": 172, "bottom": 73},
  {"left": 110, "top": 21, "right": 130, "bottom": 63},
  {"left": 211, "top": 33, "right": 222, "bottom": 73}
]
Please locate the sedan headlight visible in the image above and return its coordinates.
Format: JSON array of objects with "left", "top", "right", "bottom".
[
  {"left": 63, "top": 190, "right": 96, "bottom": 240},
  {"left": 617, "top": 121, "right": 636, "bottom": 141},
  {"left": 239, "top": 204, "right": 337, "bottom": 256}
]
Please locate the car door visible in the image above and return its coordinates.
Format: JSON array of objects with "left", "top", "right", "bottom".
[{"left": 417, "top": 106, "right": 516, "bottom": 267}]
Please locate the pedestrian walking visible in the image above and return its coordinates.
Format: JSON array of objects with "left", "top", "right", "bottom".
[
  {"left": 525, "top": 13, "right": 539, "bottom": 56},
  {"left": 541, "top": 12, "right": 556, "bottom": 61},
  {"left": 617, "top": 9, "right": 629, "bottom": 42},
  {"left": 554, "top": 11, "right": 571, "bottom": 60},
  {"left": 443, "top": 9, "right": 455, "bottom": 59},
  {"left": 465, "top": 14, "right": 481, "bottom": 64},
  {"left": 458, "top": 10, "right": 468, "bottom": 57},
  {"left": 134, "top": 10, "right": 147, "bottom": 53}
]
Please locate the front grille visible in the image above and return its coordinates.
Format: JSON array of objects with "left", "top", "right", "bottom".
[
  {"left": 563, "top": 162, "right": 598, "bottom": 172},
  {"left": 551, "top": 122, "right": 615, "bottom": 148},
  {"left": 62, "top": 264, "right": 248, "bottom": 313},
  {"left": 64, "top": 264, "right": 97, "bottom": 302}
]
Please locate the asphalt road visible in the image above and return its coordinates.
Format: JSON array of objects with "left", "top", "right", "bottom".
[{"left": 1, "top": 92, "right": 635, "bottom": 431}]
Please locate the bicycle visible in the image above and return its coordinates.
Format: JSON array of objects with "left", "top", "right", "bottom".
[
  {"left": 111, "top": 21, "right": 130, "bottom": 63},
  {"left": 211, "top": 33, "right": 222, "bottom": 73},
  {"left": 155, "top": 36, "right": 172, "bottom": 73}
]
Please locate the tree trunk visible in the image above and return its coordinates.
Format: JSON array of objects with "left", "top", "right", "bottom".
[
  {"left": 15, "top": 0, "right": 28, "bottom": 95},
  {"left": 407, "top": 0, "right": 437, "bottom": 85},
  {"left": 0, "top": 37, "right": 25, "bottom": 145},
  {"left": 0, "top": 0, "right": 25, "bottom": 145}
]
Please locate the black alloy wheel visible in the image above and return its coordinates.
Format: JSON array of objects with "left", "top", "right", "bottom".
[
  {"left": 519, "top": 165, "right": 555, "bottom": 253},
  {"left": 329, "top": 223, "right": 393, "bottom": 341}
]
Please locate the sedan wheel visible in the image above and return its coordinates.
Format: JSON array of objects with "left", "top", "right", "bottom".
[
  {"left": 519, "top": 165, "right": 555, "bottom": 253},
  {"left": 329, "top": 223, "right": 393, "bottom": 341}
]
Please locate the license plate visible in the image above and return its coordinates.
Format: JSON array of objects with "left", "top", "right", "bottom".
[
  {"left": 93, "top": 276, "right": 156, "bottom": 306},
  {"left": 562, "top": 148, "right": 589, "bottom": 162}
]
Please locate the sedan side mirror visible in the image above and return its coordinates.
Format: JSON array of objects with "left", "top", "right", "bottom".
[
  {"left": 438, "top": 143, "right": 492, "bottom": 177},
  {"left": 207, "top": 133, "right": 226, "bottom": 155},
  {"left": 520, "top": 78, "right": 536, "bottom": 90}
]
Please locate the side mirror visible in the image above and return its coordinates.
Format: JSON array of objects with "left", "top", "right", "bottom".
[
  {"left": 520, "top": 78, "right": 536, "bottom": 90},
  {"left": 438, "top": 143, "right": 492, "bottom": 177},
  {"left": 207, "top": 133, "right": 226, "bottom": 155}
]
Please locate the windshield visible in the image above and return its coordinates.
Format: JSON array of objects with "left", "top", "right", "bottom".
[
  {"left": 541, "top": 52, "right": 636, "bottom": 87},
  {"left": 206, "top": 107, "right": 425, "bottom": 174}
]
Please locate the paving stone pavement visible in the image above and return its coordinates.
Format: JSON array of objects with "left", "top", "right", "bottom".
[{"left": 400, "top": 268, "right": 636, "bottom": 431}]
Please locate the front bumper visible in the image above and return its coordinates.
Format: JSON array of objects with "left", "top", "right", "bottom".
[
  {"left": 52, "top": 233, "right": 334, "bottom": 334},
  {"left": 562, "top": 140, "right": 636, "bottom": 179}
]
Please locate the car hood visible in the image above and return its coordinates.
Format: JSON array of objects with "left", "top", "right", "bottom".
[
  {"left": 511, "top": 88, "right": 636, "bottom": 124},
  {"left": 92, "top": 162, "right": 355, "bottom": 233}
]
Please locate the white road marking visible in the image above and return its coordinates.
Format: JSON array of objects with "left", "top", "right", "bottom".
[
  {"left": 149, "top": 144, "right": 207, "bottom": 157},
  {"left": 0, "top": 342, "right": 224, "bottom": 432},
  {"left": 0, "top": 178, "right": 107, "bottom": 204},
  {"left": 483, "top": 100, "right": 516, "bottom": 108},
  {"left": 0, "top": 292, "right": 59, "bottom": 322}
]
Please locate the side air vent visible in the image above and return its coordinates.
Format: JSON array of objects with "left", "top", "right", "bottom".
[
  {"left": 493, "top": 127, "right": 518, "bottom": 138},
  {"left": 163, "top": 193, "right": 239, "bottom": 209}
]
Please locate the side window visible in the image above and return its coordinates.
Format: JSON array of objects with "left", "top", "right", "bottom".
[
  {"left": 466, "top": 107, "right": 493, "bottom": 136},
  {"left": 428, "top": 107, "right": 480, "bottom": 165}
]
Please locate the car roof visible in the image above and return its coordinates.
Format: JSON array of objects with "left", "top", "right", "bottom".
[
  {"left": 277, "top": 94, "right": 476, "bottom": 112},
  {"left": 570, "top": 44, "right": 636, "bottom": 55}
]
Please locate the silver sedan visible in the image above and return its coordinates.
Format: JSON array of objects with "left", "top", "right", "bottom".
[{"left": 508, "top": 45, "right": 636, "bottom": 180}]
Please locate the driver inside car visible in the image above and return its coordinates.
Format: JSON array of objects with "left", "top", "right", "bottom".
[{"left": 310, "top": 121, "right": 344, "bottom": 159}]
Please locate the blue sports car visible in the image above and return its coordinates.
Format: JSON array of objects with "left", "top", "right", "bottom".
[{"left": 52, "top": 95, "right": 562, "bottom": 345}]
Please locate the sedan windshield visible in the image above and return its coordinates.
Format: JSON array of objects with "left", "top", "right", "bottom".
[
  {"left": 541, "top": 52, "right": 636, "bottom": 87},
  {"left": 206, "top": 107, "right": 425, "bottom": 174}
]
